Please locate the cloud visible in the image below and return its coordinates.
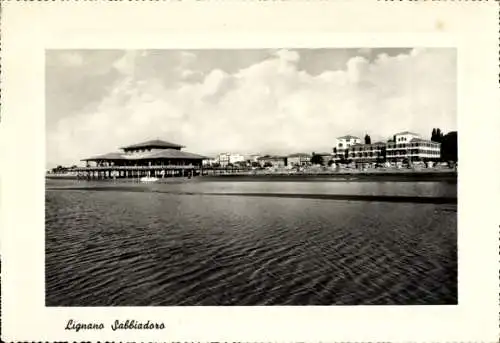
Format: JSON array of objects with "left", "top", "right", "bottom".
[
  {"left": 46, "top": 48, "right": 456, "bottom": 167},
  {"left": 112, "top": 50, "right": 141, "bottom": 76}
]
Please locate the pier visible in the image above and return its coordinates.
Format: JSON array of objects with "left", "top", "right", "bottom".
[{"left": 72, "top": 164, "right": 253, "bottom": 180}]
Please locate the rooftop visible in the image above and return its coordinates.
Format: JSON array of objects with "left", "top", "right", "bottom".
[
  {"left": 120, "top": 139, "right": 185, "bottom": 150},
  {"left": 337, "top": 135, "right": 360, "bottom": 140},
  {"left": 257, "top": 155, "right": 286, "bottom": 160},
  {"left": 410, "top": 138, "right": 438, "bottom": 143},
  {"left": 288, "top": 153, "right": 311, "bottom": 157},
  {"left": 82, "top": 149, "right": 207, "bottom": 161},
  {"left": 394, "top": 131, "right": 420, "bottom": 136}
]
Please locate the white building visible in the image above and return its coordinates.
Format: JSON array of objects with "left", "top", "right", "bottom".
[
  {"left": 202, "top": 157, "right": 218, "bottom": 166},
  {"left": 333, "top": 131, "right": 441, "bottom": 165},
  {"left": 217, "top": 153, "right": 246, "bottom": 166},
  {"left": 217, "top": 153, "right": 230, "bottom": 166},
  {"left": 335, "top": 135, "right": 362, "bottom": 150},
  {"left": 229, "top": 153, "right": 246, "bottom": 164},
  {"left": 333, "top": 135, "right": 361, "bottom": 161},
  {"left": 386, "top": 131, "right": 440, "bottom": 162},
  {"left": 393, "top": 131, "right": 420, "bottom": 144},
  {"left": 287, "top": 153, "right": 312, "bottom": 166}
]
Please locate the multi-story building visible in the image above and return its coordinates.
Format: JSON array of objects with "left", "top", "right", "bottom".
[
  {"left": 229, "top": 153, "right": 246, "bottom": 165},
  {"left": 202, "top": 157, "right": 219, "bottom": 166},
  {"left": 257, "top": 155, "right": 287, "bottom": 168},
  {"left": 217, "top": 153, "right": 246, "bottom": 166},
  {"left": 287, "top": 153, "right": 312, "bottom": 166},
  {"left": 386, "top": 131, "right": 440, "bottom": 162},
  {"left": 347, "top": 141, "right": 387, "bottom": 163},
  {"left": 333, "top": 131, "right": 441, "bottom": 165},
  {"left": 217, "top": 153, "right": 231, "bottom": 167},
  {"left": 333, "top": 135, "right": 361, "bottom": 161}
]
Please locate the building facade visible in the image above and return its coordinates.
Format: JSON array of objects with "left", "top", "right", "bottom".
[
  {"left": 333, "top": 132, "right": 441, "bottom": 165},
  {"left": 257, "top": 155, "right": 287, "bottom": 167},
  {"left": 229, "top": 153, "right": 246, "bottom": 165},
  {"left": 287, "top": 153, "right": 312, "bottom": 166},
  {"left": 333, "top": 135, "right": 362, "bottom": 161},
  {"left": 217, "top": 153, "right": 231, "bottom": 167},
  {"left": 217, "top": 153, "right": 246, "bottom": 166}
]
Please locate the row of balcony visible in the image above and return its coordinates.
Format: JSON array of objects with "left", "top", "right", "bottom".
[{"left": 75, "top": 165, "right": 198, "bottom": 171}]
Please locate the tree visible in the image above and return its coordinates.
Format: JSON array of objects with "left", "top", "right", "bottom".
[
  {"left": 441, "top": 131, "right": 458, "bottom": 162},
  {"left": 364, "top": 134, "right": 371, "bottom": 145},
  {"left": 432, "top": 128, "right": 444, "bottom": 143},
  {"left": 311, "top": 153, "right": 324, "bottom": 166},
  {"left": 327, "top": 160, "right": 335, "bottom": 167},
  {"left": 436, "top": 128, "right": 442, "bottom": 141}
]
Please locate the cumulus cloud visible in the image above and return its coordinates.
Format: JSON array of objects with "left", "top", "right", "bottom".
[{"left": 46, "top": 48, "right": 456, "bottom": 167}]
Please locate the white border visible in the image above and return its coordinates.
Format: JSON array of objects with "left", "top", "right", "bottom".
[{"left": 1, "top": 1, "right": 499, "bottom": 342}]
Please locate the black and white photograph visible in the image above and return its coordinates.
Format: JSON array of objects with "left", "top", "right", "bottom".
[{"left": 45, "top": 48, "right": 458, "bottom": 306}]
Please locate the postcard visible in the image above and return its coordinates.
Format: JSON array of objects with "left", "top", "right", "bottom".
[{"left": 1, "top": 1, "right": 499, "bottom": 342}]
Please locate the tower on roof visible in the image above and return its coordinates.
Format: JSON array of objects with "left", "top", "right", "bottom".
[{"left": 120, "top": 139, "right": 185, "bottom": 153}]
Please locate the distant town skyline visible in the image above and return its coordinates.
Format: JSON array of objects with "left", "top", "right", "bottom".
[{"left": 46, "top": 48, "right": 456, "bottom": 168}]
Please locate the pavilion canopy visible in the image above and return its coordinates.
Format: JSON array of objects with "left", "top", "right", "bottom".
[
  {"left": 82, "top": 149, "right": 207, "bottom": 161},
  {"left": 120, "top": 139, "right": 185, "bottom": 150}
]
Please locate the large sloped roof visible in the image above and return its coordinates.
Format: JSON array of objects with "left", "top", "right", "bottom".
[
  {"left": 146, "top": 149, "right": 208, "bottom": 159},
  {"left": 410, "top": 138, "right": 438, "bottom": 144},
  {"left": 120, "top": 139, "right": 185, "bottom": 150},
  {"left": 82, "top": 149, "right": 208, "bottom": 161},
  {"left": 82, "top": 152, "right": 127, "bottom": 161},
  {"left": 394, "top": 131, "right": 420, "bottom": 136},
  {"left": 257, "top": 155, "right": 286, "bottom": 160},
  {"left": 288, "top": 153, "right": 311, "bottom": 158},
  {"left": 337, "top": 135, "right": 360, "bottom": 140}
]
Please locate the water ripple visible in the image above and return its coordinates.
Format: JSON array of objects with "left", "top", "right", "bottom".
[{"left": 46, "top": 181, "right": 457, "bottom": 306}]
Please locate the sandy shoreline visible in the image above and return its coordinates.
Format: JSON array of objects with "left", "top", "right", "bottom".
[
  {"left": 47, "top": 170, "right": 457, "bottom": 183},
  {"left": 199, "top": 170, "right": 457, "bottom": 182}
]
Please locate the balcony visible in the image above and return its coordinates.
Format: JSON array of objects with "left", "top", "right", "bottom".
[{"left": 75, "top": 165, "right": 197, "bottom": 171}]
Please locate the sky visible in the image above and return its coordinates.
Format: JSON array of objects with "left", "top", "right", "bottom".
[{"left": 46, "top": 48, "right": 456, "bottom": 168}]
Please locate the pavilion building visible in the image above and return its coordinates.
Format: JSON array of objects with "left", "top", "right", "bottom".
[{"left": 77, "top": 139, "right": 208, "bottom": 179}]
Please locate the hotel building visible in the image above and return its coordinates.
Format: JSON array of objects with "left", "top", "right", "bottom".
[
  {"left": 217, "top": 153, "right": 246, "bottom": 166},
  {"left": 333, "top": 131, "right": 441, "bottom": 164},
  {"left": 257, "top": 155, "right": 287, "bottom": 168},
  {"left": 287, "top": 153, "right": 312, "bottom": 167},
  {"left": 386, "top": 131, "right": 441, "bottom": 162},
  {"left": 333, "top": 135, "right": 362, "bottom": 161}
]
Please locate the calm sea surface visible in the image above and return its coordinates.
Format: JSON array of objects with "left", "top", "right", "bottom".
[{"left": 46, "top": 179, "right": 457, "bottom": 306}]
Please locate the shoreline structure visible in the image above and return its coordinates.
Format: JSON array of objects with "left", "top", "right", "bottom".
[
  {"left": 48, "top": 130, "right": 457, "bottom": 181},
  {"left": 47, "top": 169, "right": 457, "bottom": 183}
]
